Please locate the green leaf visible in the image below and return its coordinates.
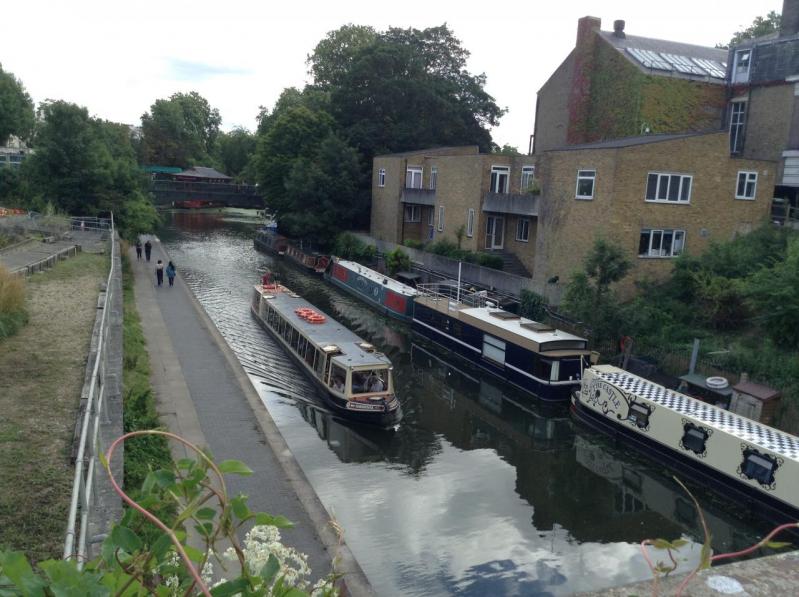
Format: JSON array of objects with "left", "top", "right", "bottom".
[
  {"left": 150, "top": 533, "right": 175, "bottom": 561},
  {"left": 39, "top": 559, "right": 109, "bottom": 597},
  {"left": 259, "top": 554, "right": 280, "bottom": 584},
  {"left": 231, "top": 495, "right": 251, "bottom": 521},
  {"left": 153, "top": 469, "right": 176, "bottom": 488},
  {"left": 194, "top": 522, "right": 214, "bottom": 537},
  {"left": 253, "top": 513, "right": 294, "bottom": 528},
  {"left": 669, "top": 538, "right": 689, "bottom": 549},
  {"left": 649, "top": 539, "right": 673, "bottom": 550},
  {"left": 176, "top": 458, "right": 195, "bottom": 470},
  {"left": 218, "top": 460, "right": 253, "bottom": 476},
  {"left": 210, "top": 577, "right": 250, "bottom": 596},
  {"left": 765, "top": 541, "right": 792, "bottom": 549},
  {"left": 141, "top": 471, "right": 156, "bottom": 494},
  {"left": 0, "top": 551, "right": 46, "bottom": 596},
  {"left": 110, "top": 526, "right": 142, "bottom": 554},
  {"left": 182, "top": 545, "right": 204, "bottom": 563},
  {"left": 196, "top": 507, "right": 216, "bottom": 521}
]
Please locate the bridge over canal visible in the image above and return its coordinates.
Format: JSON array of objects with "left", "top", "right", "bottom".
[{"left": 150, "top": 180, "right": 265, "bottom": 209}]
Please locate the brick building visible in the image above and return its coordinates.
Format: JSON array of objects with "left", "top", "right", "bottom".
[
  {"left": 534, "top": 17, "right": 728, "bottom": 154},
  {"left": 370, "top": 146, "right": 537, "bottom": 275},
  {"left": 534, "top": 131, "right": 774, "bottom": 297}
]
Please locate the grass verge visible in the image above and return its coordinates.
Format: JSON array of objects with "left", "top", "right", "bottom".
[{"left": 0, "top": 264, "right": 28, "bottom": 340}]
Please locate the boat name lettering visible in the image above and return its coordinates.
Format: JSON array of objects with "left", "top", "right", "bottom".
[{"left": 586, "top": 378, "right": 624, "bottom": 416}]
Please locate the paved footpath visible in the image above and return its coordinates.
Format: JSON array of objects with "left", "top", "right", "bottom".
[{"left": 131, "top": 237, "right": 374, "bottom": 595}]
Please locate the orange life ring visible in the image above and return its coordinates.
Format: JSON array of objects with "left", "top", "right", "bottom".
[{"left": 307, "top": 314, "right": 326, "bottom": 323}]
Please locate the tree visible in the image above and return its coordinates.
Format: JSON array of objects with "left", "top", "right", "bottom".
[
  {"left": 140, "top": 92, "right": 221, "bottom": 167},
  {"left": 747, "top": 237, "right": 799, "bottom": 348},
  {"left": 493, "top": 143, "right": 521, "bottom": 155},
  {"left": 218, "top": 127, "right": 256, "bottom": 180},
  {"left": 719, "top": 11, "right": 781, "bottom": 48},
  {"left": 307, "top": 24, "right": 377, "bottom": 88},
  {"left": 0, "top": 64, "right": 35, "bottom": 144}
]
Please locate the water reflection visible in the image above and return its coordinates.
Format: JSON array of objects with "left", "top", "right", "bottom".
[{"left": 160, "top": 211, "right": 772, "bottom": 596}]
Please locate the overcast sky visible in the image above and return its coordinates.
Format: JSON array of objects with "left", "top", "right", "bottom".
[{"left": 2, "top": 0, "right": 783, "bottom": 150}]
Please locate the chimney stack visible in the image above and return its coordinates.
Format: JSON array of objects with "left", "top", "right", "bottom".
[
  {"left": 781, "top": 0, "right": 799, "bottom": 37},
  {"left": 576, "top": 16, "right": 601, "bottom": 46},
  {"left": 613, "top": 20, "right": 626, "bottom": 38}
]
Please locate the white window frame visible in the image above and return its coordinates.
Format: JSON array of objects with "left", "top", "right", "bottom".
[
  {"left": 638, "top": 228, "right": 686, "bottom": 258},
  {"left": 467, "top": 208, "right": 475, "bottom": 237},
  {"left": 516, "top": 218, "right": 530, "bottom": 242},
  {"left": 378, "top": 168, "right": 386, "bottom": 187},
  {"left": 430, "top": 166, "right": 438, "bottom": 190},
  {"left": 406, "top": 166, "right": 423, "bottom": 189},
  {"left": 490, "top": 165, "right": 510, "bottom": 194},
  {"left": 575, "top": 169, "right": 596, "bottom": 199},
  {"left": 732, "top": 49, "right": 751, "bottom": 83},
  {"left": 735, "top": 171, "right": 758, "bottom": 200},
  {"left": 645, "top": 172, "right": 693, "bottom": 204},
  {"left": 482, "top": 334, "right": 506, "bottom": 365},
  {"left": 730, "top": 101, "right": 746, "bottom": 154},
  {"left": 521, "top": 166, "right": 535, "bottom": 190},
  {"left": 437, "top": 205, "right": 445, "bottom": 231},
  {"left": 404, "top": 205, "right": 421, "bottom": 222}
]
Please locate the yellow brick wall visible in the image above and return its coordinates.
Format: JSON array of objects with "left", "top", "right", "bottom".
[{"left": 534, "top": 132, "right": 775, "bottom": 298}]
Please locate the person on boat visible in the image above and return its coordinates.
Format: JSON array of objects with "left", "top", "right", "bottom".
[
  {"left": 166, "top": 261, "right": 176, "bottom": 287},
  {"left": 155, "top": 259, "right": 164, "bottom": 286},
  {"left": 367, "top": 374, "right": 385, "bottom": 393},
  {"left": 352, "top": 372, "right": 366, "bottom": 393},
  {"left": 332, "top": 377, "right": 345, "bottom": 392}
]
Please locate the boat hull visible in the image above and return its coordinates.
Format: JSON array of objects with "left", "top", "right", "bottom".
[
  {"left": 571, "top": 398, "right": 799, "bottom": 525},
  {"left": 251, "top": 306, "right": 402, "bottom": 427},
  {"left": 326, "top": 264, "right": 414, "bottom": 322},
  {"left": 412, "top": 303, "right": 577, "bottom": 403}
]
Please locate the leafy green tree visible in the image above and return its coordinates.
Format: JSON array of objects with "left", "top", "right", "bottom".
[
  {"left": 520, "top": 290, "right": 547, "bottom": 321},
  {"left": 747, "top": 237, "right": 799, "bottom": 348},
  {"left": 493, "top": 143, "right": 521, "bottom": 155},
  {"left": 386, "top": 247, "right": 411, "bottom": 276},
  {"left": 218, "top": 127, "right": 256, "bottom": 180},
  {"left": 308, "top": 24, "right": 377, "bottom": 88},
  {"left": 140, "top": 91, "right": 221, "bottom": 167},
  {"left": 719, "top": 11, "right": 781, "bottom": 48},
  {"left": 0, "top": 64, "right": 34, "bottom": 144}
]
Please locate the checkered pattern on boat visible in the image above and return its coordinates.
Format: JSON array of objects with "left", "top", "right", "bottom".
[{"left": 594, "top": 370, "right": 799, "bottom": 460}]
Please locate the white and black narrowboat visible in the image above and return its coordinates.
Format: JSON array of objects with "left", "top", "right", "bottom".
[
  {"left": 325, "top": 257, "right": 417, "bottom": 322},
  {"left": 573, "top": 365, "right": 799, "bottom": 522},
  {"left": 251, "top": 275, "right": 402, "bottom": 427},
  {"left": 412, "top": 283, "right": 591, "bottom": 402}
]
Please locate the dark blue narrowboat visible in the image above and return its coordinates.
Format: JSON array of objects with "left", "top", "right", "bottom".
[
  {"left": 412, "top": 283, "right": 591, "bottom": 403},
  {"left": 325, "top": 257, "right": 417, "bottom": 322}
]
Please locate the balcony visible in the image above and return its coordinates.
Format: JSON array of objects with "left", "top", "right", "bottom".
[
  {"left": 401, "top": 188, "right": 437, "bottom": 206},
  {"left": 482, "top": 192, "right": 539, "bottom": 217}
]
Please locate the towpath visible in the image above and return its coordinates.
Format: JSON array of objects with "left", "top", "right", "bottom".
[{"left": 130, "top": 237, "right": 373, "bottom": 594}]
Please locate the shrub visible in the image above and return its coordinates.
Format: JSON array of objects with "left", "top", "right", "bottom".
[
  {"left": 334, "top": 232, "right": 375, "bottom": 262},
  {"left": 0, "top": 264, "right": 27, "bottom": 340},
  {"left": 386, "top": 247, "right": 411, "bottom": 276},
  {"left": 428, "top": 238, "right": 460, "bottom": 257},
  {"left": 477, "top": 252, "right": 504, "bottom": 270},
  {"left": 520, "top": 290, "right": 547, "bottom": 321},
  {"left": 403, "top": 238, "right": 425, "bottom": 250}
]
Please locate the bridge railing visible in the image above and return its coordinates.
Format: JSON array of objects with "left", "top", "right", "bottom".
[
  {"left": 63, "top": 214, "right": 117, "bottom": 568},
  {"left": 150, "top": 180, "right": 261, "bottom": 196}
]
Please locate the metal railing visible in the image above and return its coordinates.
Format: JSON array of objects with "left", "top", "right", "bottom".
[
  {"left": 416, "top": 282, "right": 503, "bottom": 309},
  {"left": 63, "top": 214, "right": 115, "bottom": 567},
  {"left": 68, "top": 216, "right": 112, "bottom": 232}
]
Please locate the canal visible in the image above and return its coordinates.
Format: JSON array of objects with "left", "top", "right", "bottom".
[{"left": 159, "top": 210, "right": 774, "bottom": 596}]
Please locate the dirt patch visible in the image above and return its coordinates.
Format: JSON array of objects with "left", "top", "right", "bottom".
[{"left": 0, "top": 253, "right": 108, "bottom": 562}]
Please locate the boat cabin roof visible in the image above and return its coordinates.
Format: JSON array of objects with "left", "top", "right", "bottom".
[
  {"left": 333, "top": 258, "right": 417, "bottom": 297},
  {"left": 592, "top": 365, "right": 799, "bottom": 462},
  {"left": 256, "top": 285, "right": 392, "bottom": 369}
]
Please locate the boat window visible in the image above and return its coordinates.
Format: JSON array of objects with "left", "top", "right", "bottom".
[
  {"left": 627, "top": 402, "right": 651, "bottom": 429},
  {"left": 534, "top": 358, "right": 552, "bottom": 380},
  {"left": 314, "top": 350, "right": 326, "bottom": 376},
  {"left": 352, "top": 368, "right": 389, "bottom": 395},
  {"left": 549, "top": 360, "right": 560, "bottom": 382},
  {"left": 329, "top": 364, "right": 347, "bottom": 393},
  {"left": 558, "top": 357, "right": 583, "bottom": 382},
  {"left": 681, "top": 423, "right": 709, "bottom": 455},
  {"left": 482, "top": 335, "right": 506, "bottom": 365},
  {"left": 740, "top": 449, "right": 778, "bottom": 486}
]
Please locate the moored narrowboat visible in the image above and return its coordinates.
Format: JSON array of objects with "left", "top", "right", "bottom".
[
  {"left": 412, "top": 283, "right": 591, "bottom": 402},
  {"left": 251, "top": 274, "right": 402, "bottom": 427},
  {"left": 573, "top": 365, "right": 799, "bottom": 522},
  {"left": 254, "top": 227, "right": 288, "bottom": 255},
  {"left": 325, "top": 257, "right": 417, "bottom": 322}
]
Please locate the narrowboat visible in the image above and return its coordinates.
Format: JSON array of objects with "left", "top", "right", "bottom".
[
  {"left": 325, "top": 257, "right": 417, "bottom": 322},
  {"left": 412, "top": 283, "right": 591, "bottom": 402},
  {"left": 254, "top": 229, "right": 329, "bottom": 273},
  {"left": 254, "top": 227, "right": 288, "bottom": 255},
  {"left": 284, "top": 244, "right": 330, "bottom": 274},
  {"left": 251, "top": 274, "right": 402, "bottom": 427},
  {"left": 573, "top": 365, "right": 799, "bottom": 522}
]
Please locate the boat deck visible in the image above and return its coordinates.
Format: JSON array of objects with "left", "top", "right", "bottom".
[
  {"left": 333, "top": 259, "right": 417, "bottom": 297},
  {"left": 593, "top": 367, "right": 799, "bottom": 461}
]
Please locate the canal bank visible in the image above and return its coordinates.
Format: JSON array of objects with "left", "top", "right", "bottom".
[{"left": 130, "top": 236, "right": 374, "bottom": 595}]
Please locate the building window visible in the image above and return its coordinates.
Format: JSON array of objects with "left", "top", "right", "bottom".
[
  {"left": 732, "top": 49, "right": 751, "bottom": 83},
  {"left": 430, "top": 166, "right": 438, "bottom": 190},
  {"left": 467, "top": 209, "right": 474, "bottom": 237},
  {"left": 516, "top": 218, "right": 530, "bottom": 242},
  {"left": 638, "top": 228, "right": 685, "bottom": 258},
  {"left": 736, "top": 171, "right": 757, "bottom": 199},
  {"left": 575, "top": 170, "right": 595, "bottom": 199},
  {"left": 521, "top": 166, "right": 535, "bottom": 191},
  {"left": 428, "top": 208, "right": 434, "bottom": 227},
  {"left": 404, "top": 205, "right": 421, "bottom": 222},
  {"left": 730, "top": 102, "right": 746, "bottom": 154},
  {"left": 438, "top": 206, "right": 445, "bottom": 231},
  {"left": 378, "top": 168, "right": 386, "bottom": 187},
  {"left": 490, "top": 166, "right": 510, "bottom": 193},
  {"left": 406, "top": 167, "right": 423, "bottom": 189},
  {"left": 645, "top": 173, "right": 692, "bottom": 203}
]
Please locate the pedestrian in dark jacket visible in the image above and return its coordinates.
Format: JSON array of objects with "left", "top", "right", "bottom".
[
  {"left": 144, "top": 240, "right": 152, "bottom": 262},
  {"left": 156, "top": 259, "right": 164, "bottom": 286},
  {"left": 135, "top": 239, "right": 142, "bottom": 260},
  {"left": 166, "top": 261, "right": 176, "bottom": 287}
]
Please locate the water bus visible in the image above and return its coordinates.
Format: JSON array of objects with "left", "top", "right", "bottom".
[
  {"left": 325, "top": 257, "right": 417, "bottom": 322},
  {"left": 251, "top": 274, "right": 402, "bottom": 427},
  {"left": 412, "top": 282, "right": 591, "bottom": 402},
  {"left": 573, "top": 365, "right": 799, "bottom": 522}
]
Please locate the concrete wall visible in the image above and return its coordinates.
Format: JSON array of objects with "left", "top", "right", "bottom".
[
  {"left": 535, "top": 51, "right": 576, "bottom": 154},
  {"left": 741, "top": 85, "right": 794, "bottom": 168},
  {"left": 535, "top": 132, "right": 775, "bottom": 298}
]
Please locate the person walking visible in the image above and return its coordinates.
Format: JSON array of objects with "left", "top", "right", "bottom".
[
  {"left": 166, "top": 261, "right": 176, "bottom": 287},
  {"left": 156, "top": 259, "right": 164, "bottom": 287},
  {"left": 135, "top": 239, "right": 142, "bottom": 260},
  {"left": 144, "top": 240, "right": 152, "bottom": 262}
]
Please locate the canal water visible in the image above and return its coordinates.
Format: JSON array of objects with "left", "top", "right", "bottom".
[{"left": 159, "top": 210, "right": 774, "bottom": 596}]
